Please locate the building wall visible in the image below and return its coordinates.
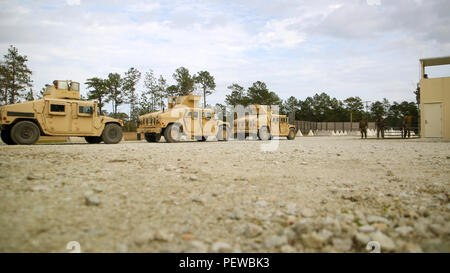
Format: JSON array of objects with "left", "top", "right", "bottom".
[{"left": 420, "top": 77, "right": 450, "bottom": 139}]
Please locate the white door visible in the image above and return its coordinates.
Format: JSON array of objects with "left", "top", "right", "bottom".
[{"left": 424, "top": 103, "right": 442, "bottom": 137}]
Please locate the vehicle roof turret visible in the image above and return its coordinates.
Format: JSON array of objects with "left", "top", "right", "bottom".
[{"left": 43, "top": 80, "right": 80, "bottom": 100}]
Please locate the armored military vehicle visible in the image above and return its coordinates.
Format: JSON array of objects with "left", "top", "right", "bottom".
[
  {"left": 138, "top": 94, "right": 230, "bottom": 143},
  {"left": 0, "top": 80, "right": 123, "bottom": 145},
  {"left": 234, "top": 104, "right": 296, "bottom": 140}
]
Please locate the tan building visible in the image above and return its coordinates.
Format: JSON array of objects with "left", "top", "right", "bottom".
[{"left": 419, "top": 56, "right": 450, "bottom": 139}]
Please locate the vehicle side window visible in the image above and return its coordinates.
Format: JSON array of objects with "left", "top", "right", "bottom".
[
  {"left": 187, "top": 112, "right": 192, "bottom": 118},
  {"left": 193, "top": 112, "right": 198, "bottom": 119},
  {"left": 206, "top": 112, "right": 211, "bottom": 119},
  {"left": 50, "top": 104, "right": 65, "bottom": 112},
  {"left": 79, "top": 106, "right": 93, "bottom": 114}
]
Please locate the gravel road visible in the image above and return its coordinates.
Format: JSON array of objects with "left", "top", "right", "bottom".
[{"left": 0, "top": 136, "right": 449, "bottom": 253}]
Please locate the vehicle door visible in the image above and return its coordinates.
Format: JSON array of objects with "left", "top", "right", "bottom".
[
  {"left": 201, "top": 110, "right": 215, "bottom": 136},
  {"left": 183, "top": 111, "right": 193, "bottom": 137},
  {"left": 72, "top": 101, "right": 94, "bottom": 134},
  {"left": 280, "top": 117, "right": 289, "bottom": 135},
  {"left": 193, "top": 110, "right": 202, "bottom": 137},
  {"left": 271, "top": 116, "right": 280, "bottom": 136},
  {"left": 44, "top": 100, "right": 71, "bottom": 134}
]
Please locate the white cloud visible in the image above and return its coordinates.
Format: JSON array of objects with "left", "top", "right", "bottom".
[
  {"left": 366, "top": 0, "right": 381, "bottom": 6},
  {"left": 66, "top": 0, "right": 81, "bottom": 6},
  {"left": 257, "top": 18, "right": 305, "bottom": 48}
]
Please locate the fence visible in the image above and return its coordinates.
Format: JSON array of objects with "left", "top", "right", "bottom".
[{"left": 294, "top": 121, "right": 376, "bottom": 135}]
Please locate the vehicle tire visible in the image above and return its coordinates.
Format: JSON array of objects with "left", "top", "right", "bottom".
[
  {"left": 145, "top": 133, "right": 161, "bottom": 143},
  {"left": 10, "top": 121, "right": 40, "bottom": 145},
  {"left": 101, "top": 123, "right": 123, "bottom": 144},
  {"left": 164, "top": 123, "right": 181, "bottom": 143},
  {"left": 216, "top": 126, "right": 229, "bottom": 141},
  {"left": 85, "top": 136, "right": 102, "bottom": 144},
  {"left": 1, "top": 130, "right": 16, "bottom": 145},
  {"left": 287, "top": 128, "right": 296, "bottom": 140},
  {"left": 258, "top": 126, "right": 271, "bottom": 141}
]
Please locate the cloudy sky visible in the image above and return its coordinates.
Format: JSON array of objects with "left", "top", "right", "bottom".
[{"left": 1, "top": 0, "right": 449, "bottom": 112}]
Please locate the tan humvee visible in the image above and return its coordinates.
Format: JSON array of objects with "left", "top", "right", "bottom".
[
  {"left": 137, "top": 94, "right": 231, "bottom": 143},
  {"left": 0, "top": 80, "right": 124, "bottom": 145},
  {"left": 233, "top": 104, "right": 296, "bottom": 140}
]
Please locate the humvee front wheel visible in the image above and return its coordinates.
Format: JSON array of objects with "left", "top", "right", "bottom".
[
  {"left": 258, "top": 126, "right": 271, "bottom": 141},
  {"left": 164, "top": 123, "right": 181, "bottom": 143},
  {"left": 287, "top": 128, "right": 296, "bottom": 140},
  {"left": 85, "top": 136, "right": 102, "bottom": 144},
  {"left": 10, "top": 121, "right": 40, "bottom": 145},
  {"left": 145, "top": 133, "right": 161, "bottom": 142},
  {"left": 101, "top": 123, "right": 123, "bottom": 144},
  {"left": 1, "top": 130, "right": 16, "bottom": 145}
]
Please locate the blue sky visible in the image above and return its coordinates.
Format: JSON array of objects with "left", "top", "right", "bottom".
[{"left": 1, "top": 0, "right": 449, "bottom": 113}]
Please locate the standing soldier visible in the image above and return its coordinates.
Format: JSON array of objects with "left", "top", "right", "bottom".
[
  {"left": 376, "top": 116, "right": 385, "bottom": 139},
  {"left": 359, "top": 118, "right": 368, "bottom": 139},
  {"left": 403, "top": 112, "right": 413, "bottom": 138}
]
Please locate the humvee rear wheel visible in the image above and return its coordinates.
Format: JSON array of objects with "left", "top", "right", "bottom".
[
  {"left": 85, "top": 136, "right": 102, "bottom": 144},
  {"left": 1, "top": 130, "right": 16, "bottom": 145},
  {"left": 258, "top": 126, "right": 271, "bottom": 141},
  {"left": 10, "top": 121, "right": 40, "bottom": 145},
  {"left": 164, "top": 123, "right": 181, "bottom": 143},
  {"left": 145, "top": 133, "right": 161, "bottom": 142},
  {"left": 216, "top": 126, "right": 229, "bottom": 141},
  {"left": 287, "top": 128, "right": 296, "bottom": 140},
  {"left": 101, "top": 123, "right": 123, "bottom": 144}
]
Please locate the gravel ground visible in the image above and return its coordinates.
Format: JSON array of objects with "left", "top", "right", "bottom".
[{"left": 0, "top": 136, "right": 449, "bottom": 253}]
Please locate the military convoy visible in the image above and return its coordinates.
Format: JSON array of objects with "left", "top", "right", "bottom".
[
  {"left": 234, "top": 104, "right": 296, "bottom": 140},
  {"left": 137, "top": 95, "right": 296, "bottom": 143},
  {"left": 0, "top": 80, "right": 124, "bottom": 145},
  {"left": 137, "top": 94, "right": 231, "bottom": 143},
  {"left": 0, "top": 81, "right": 297, "bottom": 145}
]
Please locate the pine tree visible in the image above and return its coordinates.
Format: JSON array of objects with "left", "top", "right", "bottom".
[{"left": 0, "top": 45, "right": 33, "bottom": 104}]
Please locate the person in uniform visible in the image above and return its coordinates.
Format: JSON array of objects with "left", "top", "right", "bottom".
[
  {"left": 359, "top": 118, "right": 368, "bottom": 139},
  {"left": 376, "top": 116, "right": 385, "bottom": 139},
  {"left": 403, "top": 112, "right": 413, "bottom": 138}
]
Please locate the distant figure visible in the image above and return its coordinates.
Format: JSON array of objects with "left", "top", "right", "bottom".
[
  {"left": 376, "top": 116, "right": 385, "bottom": 139},
  {"left": 359, "top": 118, "right": 368, "bottom": 139},
  {"left": 403, "top": 113, "right": 413, "bottom": 139}
]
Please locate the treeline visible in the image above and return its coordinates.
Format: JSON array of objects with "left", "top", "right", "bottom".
[
  {"left": 221, "top": 82, "right": 418, "bottom": 127},
  {"left": 280, "top": 93, "right": 419, "bottom": 127},
  {"left": 84, "top": 67, "right": 216, "bottom": 130},
  {"left": 0, "top": 45, "right": 419, "bottom": 130}
]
